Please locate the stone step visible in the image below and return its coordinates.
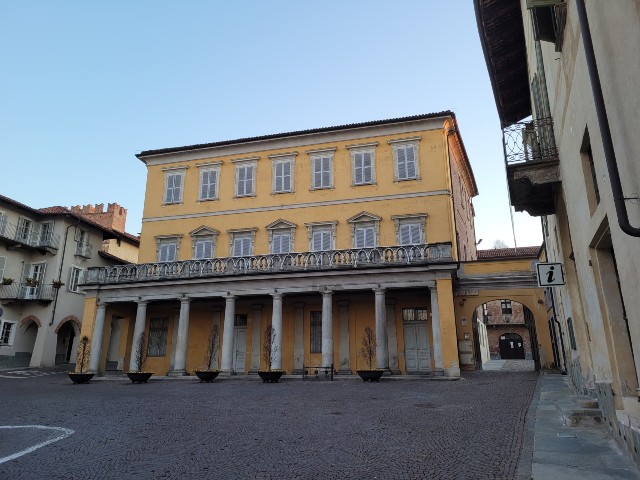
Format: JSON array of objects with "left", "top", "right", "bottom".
[
  {"left": 578, "top": 397, "right": 599, "bottom": 409},
  {"left": 563, "top": 407, "right": 603, "bottom": 427}
]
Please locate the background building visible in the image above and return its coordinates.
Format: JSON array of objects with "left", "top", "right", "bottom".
[
  {"left": 476, "top": 0, "right": 640, "bottom": 463},
  {"left": 0, "top": 196, "right": 139, "bottom": 367}
]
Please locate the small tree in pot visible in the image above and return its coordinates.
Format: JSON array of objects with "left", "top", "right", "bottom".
[
  {"left": 357, "top": 326, "right": 383, "bottom": 382},
  {"left": 258, "top": 325, "right": 284, "bottom": 383},
  {"left": 68, "top": 335, "right": 94, "bottom": 384},
  {"left": 195, "top": 325, "right": 220, "bottom": 382},
  {"left": 127, "top": 332, "right": 153, "bottom": 383}
]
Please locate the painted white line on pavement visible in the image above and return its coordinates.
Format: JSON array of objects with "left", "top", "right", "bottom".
[{"left": 0, "top": 425, "right": 75, "bottom": 464}]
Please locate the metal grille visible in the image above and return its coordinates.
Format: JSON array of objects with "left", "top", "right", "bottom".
[{"left": 310, "top": 311, "right": 322, "bottom": 354}]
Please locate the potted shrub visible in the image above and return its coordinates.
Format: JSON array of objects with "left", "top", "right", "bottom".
[
  {"left": 257, "top": 325, "right": 284, "bottom": 383},
  {"left": 1, "top": 277, "right": 13, "bottom": 285},
  {"left": 25, "top": 277, "right": 39, "bottom": 287},
  {"left": 127, "top": 332, "right": 153, "bottom": 383},
  {"left": 356, "top": 327, "right": 384, "bottom": 382},
  {"left": 194, "top": 325, "right": 220, "bottom": 382},
  {"left": 52, "top": 280, "right": 65, "bottom": 289},
  {"left": 68, "top": 336, "right": 94, "bottom": 384}
]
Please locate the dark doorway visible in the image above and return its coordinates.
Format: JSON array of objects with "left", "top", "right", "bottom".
[{"left": 499, "top": 333, "right": 525, "bottom": 359}]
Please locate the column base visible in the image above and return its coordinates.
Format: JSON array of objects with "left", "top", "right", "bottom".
[{"left": 168, "top": 369, "right": 188, "bottom": 377}]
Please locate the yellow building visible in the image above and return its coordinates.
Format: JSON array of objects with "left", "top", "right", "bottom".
[{"left": 80, "top": 112, "right": 482, "bottom": 378}]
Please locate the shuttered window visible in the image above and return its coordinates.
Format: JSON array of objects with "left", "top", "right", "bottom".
[
  {"left": 274, "top": 159, "right": 292, "bottom": 193},
  {"left": 69, "top": 266, "right": 84, "bottom": 293},
  {"left": 353, "top": 151, "right": 373, "bottom": 185},
  {"left": 396, "top": 144, "right": 417, "bottom": 180},
  {"left": 312, "top": 155, "right": 332, "bottom": 189},
  {"left": 158, "top": 241, "right": 177, "bottom": 262},
  {"left": 236, "top": 164, "right": 255, "bottom": 197},
  {"left": 199, "top": 168, "right": 219, "bottom": 200},
  {"left": 272, "top": 233, "right": 292, "bottom": 254},
  {"left": 0, "top": 320, "right": 16, "bottom": 346},
  {"left": 310, "top": 311, "right": 322, "bottom": 354},
  {"left": 0, "top": 256, "right": 5, "bottom": 280},
  {"left": 164, "top": 171, "right": 184, "bottom": 204},
  {"left": 354, "top": 226, "right": 375, "bottom": 248},
  {"left": 399, "top": 223, "right": 422, "bottom": 245},
  {"left": 311, "top": 229, "right": 332, "bottom": 251},
  {"left": 194, "top": 238, "right": 213, "bottom": 259},
  {"left": 148, "top": 317, "right": 168, "bottom": 357},
  {"left": 233, "top": 235, "right": 252, "bottom": 257}
]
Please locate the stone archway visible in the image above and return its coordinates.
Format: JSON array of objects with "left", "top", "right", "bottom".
[{"left": 55, "top": 316, "right": 81, "bottom": 365}]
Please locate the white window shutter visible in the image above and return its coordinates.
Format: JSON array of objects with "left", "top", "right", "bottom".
[
  {"left": 314, "top": 158, "right": 322, "bottom": 188},
  {"left": 406, "top": 146, "right": 416, "bottom": 178},
  {"left": 365, "top": 227, "right": 375, "bottom": 247},
  {"left": 282, "top": 161, "right": 291, "bottom": 191},
  {"left": 246, "top": 166, "right": 254, "bottom": 194},
  {"left": 322, "top": 157, "right": 331, "bottom": 188},
  {"left": 0, "top": 256, "right": 5, "bottom": 279},
  {"left": 354, "top": 153, "right": 364, "bottom": 184},
  {"left": 354, "top": 228, "right": 365, "bottom": 248},
  {"left": 363, "top": 152, "right": 372, "bottom": 183},
  {"left": 411, "top": 224, "right": 421, "bottom": 244}
]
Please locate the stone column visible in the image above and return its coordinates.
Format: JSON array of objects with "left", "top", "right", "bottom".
[
  {"left": 129, "top": 300, "right": 148, "bottom": 371},
  {"left": 374, "top": 288, "right": 389, "bottom": 371},
  {"left": 169, "top": 297, "right": 191, "bottom": 376},
  {"left": 338, "top": 301, "right": 351, "bottom": 374},
  {"left": 88, "top": 301, "right": 108, "bottom": 373},
  {"left": 249, "top": 304, "right": 263, "bottom": 373},
  {"left": 386, "top": 298, "right": 400, "bottom": 374},
  {"left": 271, "top": 292, "right": 283, "bottom": 370},
  {"left": 220, "top": 295, "right": 236, "bottom": 374},
  {"left": 431, "top": 287, "right": 443, "bottom": 372},
  {"left": 293, "top": 302, "right": 305, "bottom": 374},
  {"left": 321, "top": 290, "right": 333, "bottom": 369}
]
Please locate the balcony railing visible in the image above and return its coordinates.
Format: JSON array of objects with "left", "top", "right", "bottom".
[
  {"left": 85, "top": 243, "right": 453, "bottom": 285},
  {"left": 502, "top": 117, "right": 559, "bottom": 165},
  {"left": 0, "top": 283, "right": 56, "bottom": 301},
  {"left": 0, "top": 219, "right": 60, "bottom": 250}
]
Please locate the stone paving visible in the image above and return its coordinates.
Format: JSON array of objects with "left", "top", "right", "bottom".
[{"left": 0, "top": 369, "right": 538, "bottom": 480}]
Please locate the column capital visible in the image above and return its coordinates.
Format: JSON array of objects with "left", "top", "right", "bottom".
[
  {"left": 136, "top": 298, "right": 149, "bottom": 306},
  {"left": 322, "top": 289, "right": 333, "bottom": 298},
  {"left": 225, "top": 294, "right": 236, "bottom": 301},
  {"left": 96, "top": 300, "right": 109, "bottom": 308},
  {"left": 272, "top": 292, "right": 283, "bottom": 300},
  {"left": 180, "top": 296, "right": 191, "bottom": 305},
  {"left": 373, "top": 287, "right": 386, "bottom": 294}
]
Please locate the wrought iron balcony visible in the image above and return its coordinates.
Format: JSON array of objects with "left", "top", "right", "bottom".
[
  {"left": 84, "top": 243, "right": 453, "bottom": 285},
  {"left": 0, "top": 219, "right": 60, "bottom": 252},
  {"left": 502, "top": 117, "right": 561, "bottom": 216},
  {"left": 0, "top": 283, "right": 56, "bottom": 302}
]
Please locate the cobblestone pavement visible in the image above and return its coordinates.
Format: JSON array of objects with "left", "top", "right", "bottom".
[{"left": 0, "top": 370, "right": 538, "bottom": 480}]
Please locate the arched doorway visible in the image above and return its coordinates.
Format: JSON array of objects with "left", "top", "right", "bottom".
[
  {"left": 499, "top": 333, "right": 525, "bottom": 359},
  {"left": 55, "top": 322, "right": 76, "bottom": 364}
]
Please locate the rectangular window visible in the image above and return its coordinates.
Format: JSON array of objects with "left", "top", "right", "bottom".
[
  {"left": 501, "top": 300, "right": 513, "bottom": 315},
  {"left": 312, "top": 155, "right": 332, "bottom": 189},
  {"left": 354, "top": 225, "right": 375, "bottom": 248},
  {"left": 39, "top": 222, "right": 53, "bottom": 247},
  {"left": 273, "top": 159, "right": 293, "bottom": 193},
  {"left": 310, "top": 311, "right": 322, "bottom": 354},
  {"left": 148, "top": 317, "right": 169, "bottom": 357},
  {"left": 233, "top": 235, "right": 252, "bottom": 257},
  {"left": 0, "top": 320, "right": 16, "bottom": 346},
  {"left": 194, "top": 238, "right": 213, "bottom": 260},
  {"left": 272, "top": 233, "right": 292, "bottom": 254},
  {"left": 352, "top": 150, "right": 374, "bottom": 185},
  {"left": 68, "top": 266, "right": 84, "bottom": 293},
  {"left": 399, "top": 223, "right": 422, "bottom": 245},
  {"left": 158, "top": 241, "right": 177, "bottom": 262},
  {"left": 311, "top": 229, "right": 332, "bottom": 251},
  {"left": 236, "top": 164, "right": 255, "bottom": 197},
  {"left": 75, "top": 229, "right": 91, "bottom": 257},
  {"left": 17, "top": 218, "right": 32, "bottom": 243},
  {"left": 0, "top": 256, "right": 5, "bottom": 280},
  {"left": 164, "top": 171, "right": 184, "bottom": 204},
  {"left": 234, "top": 314, "right": 248, "bottom": 327},
  {"left": 395, "top": 144, "right": 417, "bottom": 181},
  {"left": 199, "top": 168, "right": 219, "bottom": 201},
  {"left": 402, "top": 308, "right": 429, "bottom": 322},
  {"left": 0, "top": 212, "right": 6, "bottom": 236}
]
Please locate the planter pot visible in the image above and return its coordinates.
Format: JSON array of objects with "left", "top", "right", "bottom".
[
  {"left": 127, "top": 372, "right": 153, "bottom": 384},
  {"left": 356, "top": 370, "right": 384, "bottom": 382},
  {"left": 194, "top": 370, "right": 220, "bottom": 383},
  {"left": 68, "top": 372, "right": 94, "bottom": 384},
  {"left": 258, "top": 370, "right": 285, "bottom": 383}
]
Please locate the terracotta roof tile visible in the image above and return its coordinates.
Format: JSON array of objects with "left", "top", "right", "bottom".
[{"left": 477, "top": 246, "right": 541, "bottom": 259}]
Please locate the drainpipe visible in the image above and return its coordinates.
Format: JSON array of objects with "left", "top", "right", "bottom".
[
  {"left": 49, "top": 217, "right": 80, "bottom": 326},
  {"left": 575, "top": 0, "right": 640, "bottom": 237}
]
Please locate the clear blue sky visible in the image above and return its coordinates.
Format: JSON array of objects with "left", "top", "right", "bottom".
[{"left": 0, "top": 1, "right": 542, "bottom": 248}]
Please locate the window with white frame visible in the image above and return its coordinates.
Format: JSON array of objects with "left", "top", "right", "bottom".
[
  {"left": 0, "top": 212, "right": 6, "bottom": 236},
  {"left": 392, "top": 214, "right": 427, "bottom": 245},
  {"left": 266, "top": 220, "right": 296, "bottom": 255},
  {"left": 75, "top": 228, "right": 91, "bottom": 257},
  {"left": 68, "top": 266, "right": 84, "bottom": 293},
  {"left": 164, "top": 169, "right": 185, "bottom": 204},
  {"left": 0, "top": 256, "right": 5, "bottom": 280},
  {"left": 229, "top": 229, "right": 256, "bottom": 257},
  {"left": 347, "top": 212, "right": 380, "bottom": 249},
  {"left": 198, "top": 165, "right": 220, "bottom": 201},
  {"left": 391, "top": 139, "right": 419, "bottom": 181},
  {"left": 147, "top": 317, "right": 169, "bottom": 357},
  {"left": 349, "top": 146, "right": 376, "bottom": 185},
  {"left": 16, "top": 218, "right": 32, "bottom": 243},
  {"left": 235, "top": 160, "right": 257, "bottom": 197},
  {"left": 189, "top": 227, "right": 218, "bottom": 260},
  {"left": 156, "top": 236, "right": 180, "bottom": 262},
  {"left": 310, "top": 152, "right": 334, "bottom": 190},
  {"left": 306, "top": 223, "right": 336, "bottom": 252},
  {"left": 272, "top": 156, "right": 294, "bottom": 193},
  {"left": 0, "top": 320, "right": 16, "bottom": 346}
]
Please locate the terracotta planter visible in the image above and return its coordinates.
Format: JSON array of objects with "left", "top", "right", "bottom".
[
  {"left": 356, "top": 370, "right": 384, "bottom": 382},
  {"left": 258, "top": 370, "right": 285, "bottom": 383},
  {"left": 127, "top": 372, "right": 153, "bottom": 384},
  {"left": 194, "top": 370, "right": 220, "bottom": 383},
  {"left": 68, "top": 372, "right": 94, "bottom": 384}
]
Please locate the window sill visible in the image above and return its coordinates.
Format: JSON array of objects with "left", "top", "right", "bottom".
[
  {"left": 233, "top": 194, "right": 257, "bottom": 199},
  {"left": 197, "top": 198, "right": 219, "bottom": 203},
  {"left": 162, "top": 202, "right": 183, "bottom": 206},
  {"left": 271, "top": 190, "right": 294, "bottom": 195}
]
